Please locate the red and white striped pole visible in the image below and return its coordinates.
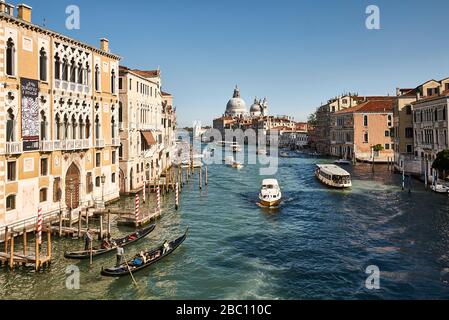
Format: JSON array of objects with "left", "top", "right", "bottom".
[
  {"left": 135, "top": 194, "right": 140, "bottom": 227},
  {"left": 175, "top": 182, "right": 179, "bottom": 210},
  {"left": 156, "top": 184, "right": 161, "bottom": 214},
  {"left": 36, "top": 206, "right": 43, "bottom": 245}
]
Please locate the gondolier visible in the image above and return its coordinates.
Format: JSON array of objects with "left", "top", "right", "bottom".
[
  {"left": 84, "top": 229, "right": 93, "bottom": 250},
  {"left": 116, "top": 245, "right": 124, "bottom": 267}
]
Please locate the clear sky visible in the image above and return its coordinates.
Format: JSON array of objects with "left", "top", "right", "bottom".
[{"left": 21, "top": 0, "right": 449, "bottom": 126}]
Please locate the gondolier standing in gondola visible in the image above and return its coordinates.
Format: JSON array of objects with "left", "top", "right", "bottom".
[
  {"left": 84, "top": 228, "right": 93, "bottom": 251},
  {"left": 116, "top": 244, "right": 124, "bottom": 267}
]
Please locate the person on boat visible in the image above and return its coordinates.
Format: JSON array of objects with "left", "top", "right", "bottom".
[
  {"left": 163, "top": 240, "right": 170, "bottom": 254},
  {"left": 139, "top": 251, "right": 147, "bottom": 264},
  {"left": 116, "top": 245, "right": 124, "bottom": 267},
  {"left": 84, "top": 229, "right": 93, "bottom": 251}
]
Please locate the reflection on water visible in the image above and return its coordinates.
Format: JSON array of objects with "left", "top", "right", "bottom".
[{"left": 1, "top": 145, "right": 449, "bottom": 299}]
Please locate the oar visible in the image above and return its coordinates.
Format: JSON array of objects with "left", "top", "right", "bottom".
[{"left": 123, "top": 256, "right": 139, "bottom": 287}]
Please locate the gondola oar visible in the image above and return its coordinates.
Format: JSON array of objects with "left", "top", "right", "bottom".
[{"left": 124, "top": 255, "right": 138, "bottom": 287}]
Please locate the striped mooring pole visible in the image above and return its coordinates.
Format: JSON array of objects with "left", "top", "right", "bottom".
[
  {"left": 156, "top": 184, "right": 161, "bottom": 214},
  {"left": 36, "top": 206, "right": 43, "bottom": 245},
  {"left": 175, "top": 182, "right": 179, "bottom": 210},
  {"left": 135, "top": 194, "right": 140, "bottom": 226}
]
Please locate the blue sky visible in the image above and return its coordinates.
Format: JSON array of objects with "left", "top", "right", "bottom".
[{"left": 21, "top": 0, "right": 449, "bottom": 126}]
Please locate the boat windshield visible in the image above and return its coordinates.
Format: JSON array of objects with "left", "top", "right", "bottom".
[{"left": 262, "top": 185, "right": 276, "bottom": 189}]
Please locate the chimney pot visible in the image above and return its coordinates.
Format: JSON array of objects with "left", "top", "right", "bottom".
[
  {"left": 100, "top": 38, "right": 109, "bottom": 52},
  {"left": 17, "top": 3, "right": 32, "bottom": 22}
]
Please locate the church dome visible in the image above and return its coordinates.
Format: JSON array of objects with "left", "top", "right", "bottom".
[
  {"left": 250, "top": 98, "right": 261, "bottom": 113},
  {"left": 226, "top": 86, "right": 247, "bottom": 116}
]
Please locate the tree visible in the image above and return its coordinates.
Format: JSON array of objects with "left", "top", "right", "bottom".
[
  {"left": 371, "top": 144, "right": 384, "bottom": 173},
  {"left": 432, "top": 150, "right": 449, "bottom": 180},
  {"left": 308, "top": 112, "right": 317, "bottom": 127}
]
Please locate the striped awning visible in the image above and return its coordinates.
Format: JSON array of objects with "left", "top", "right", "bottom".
[{"left": 141, "top": 131, "right": 157, "bottom": 145}]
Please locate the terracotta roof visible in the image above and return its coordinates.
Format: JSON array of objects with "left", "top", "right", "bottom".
[
  {"left": 335, "top": 99, "right": 394, "bottom": 114},
  {"left": 270, "top": 126, "right": 294, "bottom": 131},
  {"left": 132, "top": 69, "right": 160, "bottom": 78},
  {"left": 161, "top": 91, "right": 172, "bottom": 96},
  {"left": 412, "top": 89, "right": 449, "bottom": 104}
]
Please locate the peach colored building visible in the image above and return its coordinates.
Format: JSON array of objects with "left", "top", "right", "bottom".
[{"left": 331, "top": 99, "right": 395, "bottom": 162}]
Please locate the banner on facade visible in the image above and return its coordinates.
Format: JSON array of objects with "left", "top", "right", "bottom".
[{"left": 21, "top": 78, "right": 40, "bottom": 151}]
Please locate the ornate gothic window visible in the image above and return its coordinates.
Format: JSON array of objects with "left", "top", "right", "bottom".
[
  {"left": 95, "top": 64, "right": 100, "bottom": 91},
  {"left": 6, "top": 38, "right": 15, "bottom": 76},
  {"left": 54, "top": 53, "right": 61, "bottom": 80},
  {"left": 39, "top": 48, "right": 47, "bottom": 82}
]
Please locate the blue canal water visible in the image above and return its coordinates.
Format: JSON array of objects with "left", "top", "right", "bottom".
[{"left": 2, "top": 145, "right": 449, "bottom": 299}]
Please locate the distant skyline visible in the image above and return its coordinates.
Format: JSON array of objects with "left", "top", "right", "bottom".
[{"left": 20, "top": 0, "right": 449, "bottom": 126}]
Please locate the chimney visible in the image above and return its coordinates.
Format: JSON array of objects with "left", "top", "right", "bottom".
[
  {"left": 396, "top": 87, "right": 401, "bottom": 96},
  {"left": 100, "top": 38, "right": 109, "bottom": 52},
  {"left": 3, "top": 2, "right": 14, "bottom": 15},
  {"left": 17, "top": 3, "right": 31, "bottom": 22},
  {"left": 0, "top": 1, "right": 6, "bottom": 13},
  {"left": 416, "top": 91, "right": 421, "bottom": 100}
]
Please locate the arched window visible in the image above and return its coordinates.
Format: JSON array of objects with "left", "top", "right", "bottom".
[
  {"left": 95, "top": 64, "right": 100, "bottom": 91},
  {"left": 6, "top": 38, "right": 15, "bottom": 76},
  {"left": 95, "top": 115, "right": 100, "bottom": 139},
  {"left": 85, "top": 62, "right": 90, "bottom": 85},
  {"left": 70, "top": 58, "right": 76, "bottom": 83},
  {"left": 111, "top": 69, "right": 116, "bottom": 94},
  {"left": 6, "top": 194, "right": 16, "bottom": 211},
  {"left": 118, "top": 102, "right": 123, "bottom": 123},
  {"left": 40, "top": 111, "right": 47, "bottom": 140},
  {"left": 77, "top": 62, "right": 83, "bottom": 84},
  {"left": 6, "top": 108, "right": 15, "bottom": 142},
  {"left": 71, "top": 115, "right": 77, "bottom": 139},
  {"left": 119, "top": 143, "right": 123, "bottom": 159},
  {"left": 62, "top": 56, "right": 69, "bottom": 81},
  {"left": 63, "top": 114, "right": 69, "bottom": 139},
  {"left": 55, "top": 114, "right": 61, "bottom": 140},
  {"left": 54, "top": 53, "right": 61, "bottom": 80},
  {"left": 85, "top": 116, "right": 91, "bottom": 139},
  {"left": 39, "top": 48, "right": 47, "bottom": 82},
  {"left": 79, "top": 116, "right": 84, "bottom": 139}
]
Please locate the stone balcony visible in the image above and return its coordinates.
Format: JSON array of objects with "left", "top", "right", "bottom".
[
  {"left": 5, "top": 142, "right": 22, "bottom": 155},
  {"left": 95, "top": 139, "right": 105, "bottom": 148}
]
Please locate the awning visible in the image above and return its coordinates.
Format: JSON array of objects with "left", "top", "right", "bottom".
[{"left": 141, "top": 131, "right": 157, "bottom": 145}]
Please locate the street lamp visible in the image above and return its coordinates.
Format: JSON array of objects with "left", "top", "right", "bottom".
[{"left": 101, "top": 174, "right": 106, "bottom": 208}]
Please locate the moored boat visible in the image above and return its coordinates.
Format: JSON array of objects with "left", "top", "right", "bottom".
[
  {"left": 64, "top": 225, "right": 155, "bottom": 260},
  {"left": 334, "top": 159, "right": 352, "bottom": 165},
  {"left": 315, "top": 164, "right": 352, "bottom": 188},
  {"left": 231, "top": 161, "right": 243, "bottom": 169},
  {"left": 100, "top": 228, "right": 188, "bottom": 277},
  {"left": 430, "top": 183, "right": 449, "bottom": 194},
  {"left": 258, "top": 179, "right": 282, "bottom": 207}
]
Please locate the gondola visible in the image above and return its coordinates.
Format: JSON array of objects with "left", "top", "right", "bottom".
[
  {"left": 64, "top": 225, "right": 155, "bottom": 260},
  {"left": 100, "top": 228, "right": 188, "bottom": 277}
]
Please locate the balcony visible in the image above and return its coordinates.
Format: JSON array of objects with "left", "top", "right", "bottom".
[
  {"left": 40, "top": 141, "right": 54, "bottom": 152},
  {"left": 53, "top": 139, "right": 91, "bottom": 151},
  {"left": 111, "top": 137, "right": 121, "bottom": 146},
  {"left": 5, "top": 142, "right": 22, "bottom": 154},
  {"left": 95, "top": 139, "right": 105, "bottom": 148}
]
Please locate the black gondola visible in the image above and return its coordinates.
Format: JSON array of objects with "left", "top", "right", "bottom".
[
  {"left": 64, "top": 225, "right": 155, "bottom": 260},
  {"left": 100, "top": 228, "right": 188, "bottom": 277}
]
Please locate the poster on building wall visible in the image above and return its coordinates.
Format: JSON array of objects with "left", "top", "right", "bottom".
[{"left": 21, "top": 78, "right": 40, "bottom": 151}]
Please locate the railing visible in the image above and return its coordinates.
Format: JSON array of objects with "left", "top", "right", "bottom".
[
  {"left": 5, "top": 142, "right": 22, "bottom": 154},
  {"left": 111, "top": 137, "right": 121, "bottom": 146},
  {"left": 40, "top": 140, "right": 54, "bottom": 152},
  {"left": 53, "top": 139, "right": 91, "bottom": 151},
  {"left": 82, "top": 139, "right": 91, "bottom": 149},
  {"left": 95, "top": 139, "right": 105, "bottom": 148}
]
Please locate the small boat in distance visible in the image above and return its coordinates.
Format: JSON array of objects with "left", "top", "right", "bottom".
[
  {"left": 259, "top": 179, "right": 282, "bottom": 207},
  {"left": 280, "top": 151, "right": 289, "bottom": 158},
  {"left": 334, "top": 159, "right": 352, "bottom": 165},
  {"left": 101, "top": 228, "right": 188, "bottom": 277},
  {"left": 256, "top": 148, "right": 267, "bottom": 155},
  {"left": 315, "top": 164, "right": 352, "bottom": 188},
  {"left": 430, "top": 183, "right": 449, "bottom": 194}
]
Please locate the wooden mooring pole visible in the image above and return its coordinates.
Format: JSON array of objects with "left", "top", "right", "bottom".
[
  {"left": 4, "top": 226, "right": 8, "bottom": 254},
  {"left": 78, "top": 211, "right": 82, "bottom": 237},
  {"left": 59, "top": 212, "right": 63, "bottom": 237},
  {"left": 175, "top": 182, "right": 179, "bottom": 210},
  {"left": 23, "top": 228, "right": 27, "bottom": 257},
  {"left": 99, "top": 215, "right": 104, "bottom": 241},
  {"left": 199, "top": 168, "right": 203, "bottom": 190},
  {"left": 9, "top": 232, "right": 14, "bottom": 269},
  {"left": 107, "top": 210, "right": 111, "bottom": 237},
  {"left": 205, "top": 166, "right": 208, "bottom": 186},
  {"left": 35, "top": 234, "right": 39, "bottom": 271},
  {"left": 47, "top": 225, "right": 52, "bottom": 263}
]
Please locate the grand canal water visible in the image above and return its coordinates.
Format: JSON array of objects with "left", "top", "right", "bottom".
[{"left": 2, "top": 145, "right": 449, "bottom": 299}]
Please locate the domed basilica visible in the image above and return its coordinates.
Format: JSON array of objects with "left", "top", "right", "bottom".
[{"left": 225, "top": 86, "right": 268, "bottom": 118}]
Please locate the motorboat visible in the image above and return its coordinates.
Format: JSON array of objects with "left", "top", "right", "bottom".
[
  {"left": 258, "top": 179, "right": 282, "bottom": 207},
  {"left": 430, "top": 183, "right": 449, "bottom": 194},
  {"left": 315, "top": 164, "right": 352, "bottom": 188},
  {"left": 231, "top": 161, "right": 244, "bottom": 169},
  {"left": 256, "top": 148, "right": 267, "bottom": 155},
  {"left": 334, "top": 159, "right": 352, "bottom": 165}
]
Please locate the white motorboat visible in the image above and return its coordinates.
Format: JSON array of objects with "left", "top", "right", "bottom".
[
  {"left": 334, "top": 159, "right": 352, "bottom": 165},
  {"left": 256, "top": 148, "right": 267, "bottom": 155},
  {"left": 231, "top": 161, "right": 244, "bottom": 169},
  {"left": 315, "top": 164, "right": 352, "bottom": 188},
  {"left": 258, "top": 179, "right": 282, "bottom": 207},
  {"left": 430, "top": 183, "right": 449, "bottom": 194}
]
